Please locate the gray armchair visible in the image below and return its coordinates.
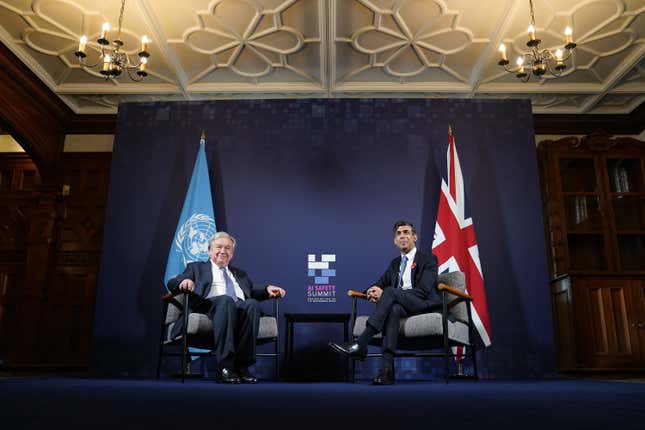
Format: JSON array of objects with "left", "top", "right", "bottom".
[
  {"left": 156, "top": 291, "right": 280, "bottom": 382},
  {"left": 348, "top": 271, "right": 478, "bottom": 383}
]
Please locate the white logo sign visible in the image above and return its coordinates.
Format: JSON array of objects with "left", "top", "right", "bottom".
[{"left": 174, "top": 213, "right": 216, "bottom": 265}]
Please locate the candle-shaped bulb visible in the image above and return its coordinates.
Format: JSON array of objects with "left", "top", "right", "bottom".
[
  {"left": 564, "top": 26, "right": 573, "bottom": 44},
  {"left": 499, "top": 43, "right": 507, "bottom": 61},
  {"left": 78, "top": 35, "right": 87, "bottom": 53},
  {"left": 102, "top": 54, "right": 111, "bottom": 71},
  {"left": 528, "top": 24, "right": 536, "bottom": 40},
  {"left": 101, "top": 22, "right": 110, "bottom": 40},
  {"left": 140, "top": 56, "right": 148, "bottom": 70},
  {"left": 141, "top": 35, "right": 149, "bottom": 53},
  {"left": 555, "top": 49, "right": 563, "bottom": 61},
  {"left": 516, "top": 56, "right": 524, "bottom": 72}
]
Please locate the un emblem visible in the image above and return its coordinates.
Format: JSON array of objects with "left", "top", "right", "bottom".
[{"left": 174, "top": 213, "right": 216, "bottom": 265}]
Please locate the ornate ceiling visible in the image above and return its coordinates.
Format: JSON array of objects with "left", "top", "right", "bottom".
[{"left": 0, "top": 0, "right": 643, "bottom": 115}]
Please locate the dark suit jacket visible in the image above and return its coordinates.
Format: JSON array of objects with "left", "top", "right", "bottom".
[
  {"left": 167, "top": 261, "right": 270, "bottom": 302},
  {"left": 166, "top": 261, "right": 270, "bottom": 339},
  {"left": 373, "top": 250, "right": 441, "bottom": 308}
]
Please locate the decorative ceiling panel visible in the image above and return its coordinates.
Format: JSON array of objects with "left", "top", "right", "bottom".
[{"left": 0, "top": 0, "right": 642, "bottom": 114}]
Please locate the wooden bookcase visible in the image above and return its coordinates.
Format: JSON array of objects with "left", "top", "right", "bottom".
[{"left": 538, "top": 132, "right": 645, "bottom": 371}]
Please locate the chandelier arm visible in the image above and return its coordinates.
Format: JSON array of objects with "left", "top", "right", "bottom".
[
  {"left": 78, "top": 44, "right": 109, "bottom": 69},
  {"left": 125, "top": 67, "right": 144, "bottom": 82},
  {"left": 78, "top": 56, "right": 104, "bottom": 69},
  {"left": 546, "top": 61, "right": 562, "bottom": 77},
  {"left": 502, "top": 64, "right": 519, "bottom": 74},
  {"left": 560, "top": 50, "right": 575, "bottom": 62}
]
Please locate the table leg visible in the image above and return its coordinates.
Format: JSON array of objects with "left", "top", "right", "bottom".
[
  {"left": 343, "top": 321, "right": 349, "bottom": 382},
  {"left": 289, "top": 321, "right": 294, "bottom": 361},
  {"left": 284, "top": 320, "right": 291, "bottom": 363}
]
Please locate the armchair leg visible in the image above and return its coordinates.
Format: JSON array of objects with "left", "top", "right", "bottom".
[
  {"left": 442, "top": 290, "right": 450, "bottom": 384},
  {"left": 180, "top": 295, "right": 190, "bottom": 384},
  {"left": 275, "top": 337, "right": 280, "bottom": 380}
]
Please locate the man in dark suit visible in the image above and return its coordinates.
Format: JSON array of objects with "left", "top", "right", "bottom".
[
  {"left": 167, "top": 231, "right": 286, "bottom": 384},
  {"left": 330, "top": 220, "right": 440, "bottom": 385}
]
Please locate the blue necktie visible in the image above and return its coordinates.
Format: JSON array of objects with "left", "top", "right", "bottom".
[
  {"left": 221, "top": 267, "right": 239, "bottom": 302},
  {"left": 398, "top": 255, "right": 408, "bottom": 289}
]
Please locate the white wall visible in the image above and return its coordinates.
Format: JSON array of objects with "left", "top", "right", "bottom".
[{"left": 0, "top": 134, "right": 114, "bottom": 152}]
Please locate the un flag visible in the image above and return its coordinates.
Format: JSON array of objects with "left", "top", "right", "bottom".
[{"left": 164, "top": 134, "right": 216, "bottom": 285}]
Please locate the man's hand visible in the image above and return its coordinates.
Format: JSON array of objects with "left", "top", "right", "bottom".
[
  {"left": 178, "top": 279, "right": 195, "bottom": 293},
  {"left": 366, "top": 285, "right": 383, "bottom": 303},
  {"left": 266, "top": 285, "right": 286, "bottom": 298}
]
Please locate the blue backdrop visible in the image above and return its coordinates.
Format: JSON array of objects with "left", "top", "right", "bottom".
[{"left": 92, "top": 98, "right": 555, "bottom": 379}]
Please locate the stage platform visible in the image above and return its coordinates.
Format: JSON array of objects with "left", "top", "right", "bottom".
[{"left": 1, "top": 377, "right": 644, "bottom": 429}]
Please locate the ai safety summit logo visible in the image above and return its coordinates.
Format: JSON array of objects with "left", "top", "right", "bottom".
[{"left": 307, "top": 254, "right": 336, "bottom": 303}]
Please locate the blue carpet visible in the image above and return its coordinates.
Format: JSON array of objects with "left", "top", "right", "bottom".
[{"left": 1, "top": 378, "right": 644, "bottom": 429}]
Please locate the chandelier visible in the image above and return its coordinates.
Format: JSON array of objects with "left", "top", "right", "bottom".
[
  {"left": 497, "top": 0, "right": 576, "bottom": 81},
  {"left": 74, "top": 0, "right": 150, "bottom": 81}
]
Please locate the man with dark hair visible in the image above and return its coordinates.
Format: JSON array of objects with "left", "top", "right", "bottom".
[
  {"left": 329, "top": 220, "right": 440, "bottom": 385},
  {"left": 167, "top": 232, "right": 286, "bottom": 384}
]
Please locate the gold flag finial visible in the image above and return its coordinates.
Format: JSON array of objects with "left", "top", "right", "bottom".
[
  {"left": 448, "top": 125, "right": 453, "bottom": 136},
  {"left": 201, "top": 130, "right": 206, "bottom": 140}
]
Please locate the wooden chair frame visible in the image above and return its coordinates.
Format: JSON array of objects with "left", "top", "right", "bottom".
[
  {"left": 347, "top": 282, "right": 478, "bottom": 383},
  {"left": 156, "top": 290, "right": 281, "bottom": 382}
]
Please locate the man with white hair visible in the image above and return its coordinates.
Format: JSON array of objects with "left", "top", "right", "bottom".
[{"left": 167, "top": 231, "right": 286, "bottom": 384}]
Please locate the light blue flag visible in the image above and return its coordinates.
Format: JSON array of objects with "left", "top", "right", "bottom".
[{"left": 164, "top": 132, "right": 217, "bottom": 285}]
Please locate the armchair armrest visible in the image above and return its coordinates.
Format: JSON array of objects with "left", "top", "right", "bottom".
[
  {"left": 160, "top": 291, "right": 178, "bottom": 302},
  {"left": 159, "top": 290, "right": 199, "bottom": 313},
  {"left": 347, "top": 290, "right": 368, "bottom": 299},
  {"left": 437, "top": 283, "right": 472, "bottom": 300}
]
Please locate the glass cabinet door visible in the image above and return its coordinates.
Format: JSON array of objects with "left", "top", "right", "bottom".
[
  {"left": 560, "top": 158, "right": 598, "bottom": 192},
  {"left": 607, "top": 158, "right": 643, "bottom": 193},
  {"left": 607, "top": 158, "right": 645, "bottom": 271},
  {"left": 559, "top": 157, "right": 607, "bottom": 271}
]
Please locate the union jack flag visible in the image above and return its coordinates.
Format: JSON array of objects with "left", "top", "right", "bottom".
[{"left": 432, "top": 126, "right": 492, "bottom": 349}]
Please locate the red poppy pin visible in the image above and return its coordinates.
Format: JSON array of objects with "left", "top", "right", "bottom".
[{"left": 411, "top": 262, "right": 417, "bottom": 270}]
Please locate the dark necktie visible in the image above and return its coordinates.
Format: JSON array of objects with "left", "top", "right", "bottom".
[
  {"left": 398, "top": 255, "right": 408, "bottom": 288},
  {"left": 221, "top": 267, "right": 239, "bottom": 302}
]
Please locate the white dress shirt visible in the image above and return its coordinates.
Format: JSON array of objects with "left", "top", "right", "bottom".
[
  {"left": 400, "top": 247, "right": 417, "bottom": 290},
  {"left": 206, "top": 261, "right": 245, "bottom": 300}
]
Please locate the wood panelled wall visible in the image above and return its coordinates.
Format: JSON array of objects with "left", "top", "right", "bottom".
[{"left": 0, "top": 153, "right": 110, "bottom": 368}]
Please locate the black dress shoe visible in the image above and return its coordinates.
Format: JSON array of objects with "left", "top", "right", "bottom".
[
  {"left": 328, "top": 341, "right": 367, "bottom": 360},
  {"left": 237, "top": 367, "right": 258, "bottom": 384},
  {"left": 372, "top": 368, "right": 394, "bottom": 385},
  {"left": 219, "top": 367, "right": 241, "bottom": 384}
]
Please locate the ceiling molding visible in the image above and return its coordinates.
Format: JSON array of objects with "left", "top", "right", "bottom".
[
  {"left": 1, "top": 1, "right": 644, "bottom": 147},
  {"left": 469, "top": 0, "right": 518, "bottom": 95},
  {"left": 0, "top": 0, "right": 641, "bottom": 115},
  {"left": 138, "top": 0, "right": 190, "bottom": 98}
]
